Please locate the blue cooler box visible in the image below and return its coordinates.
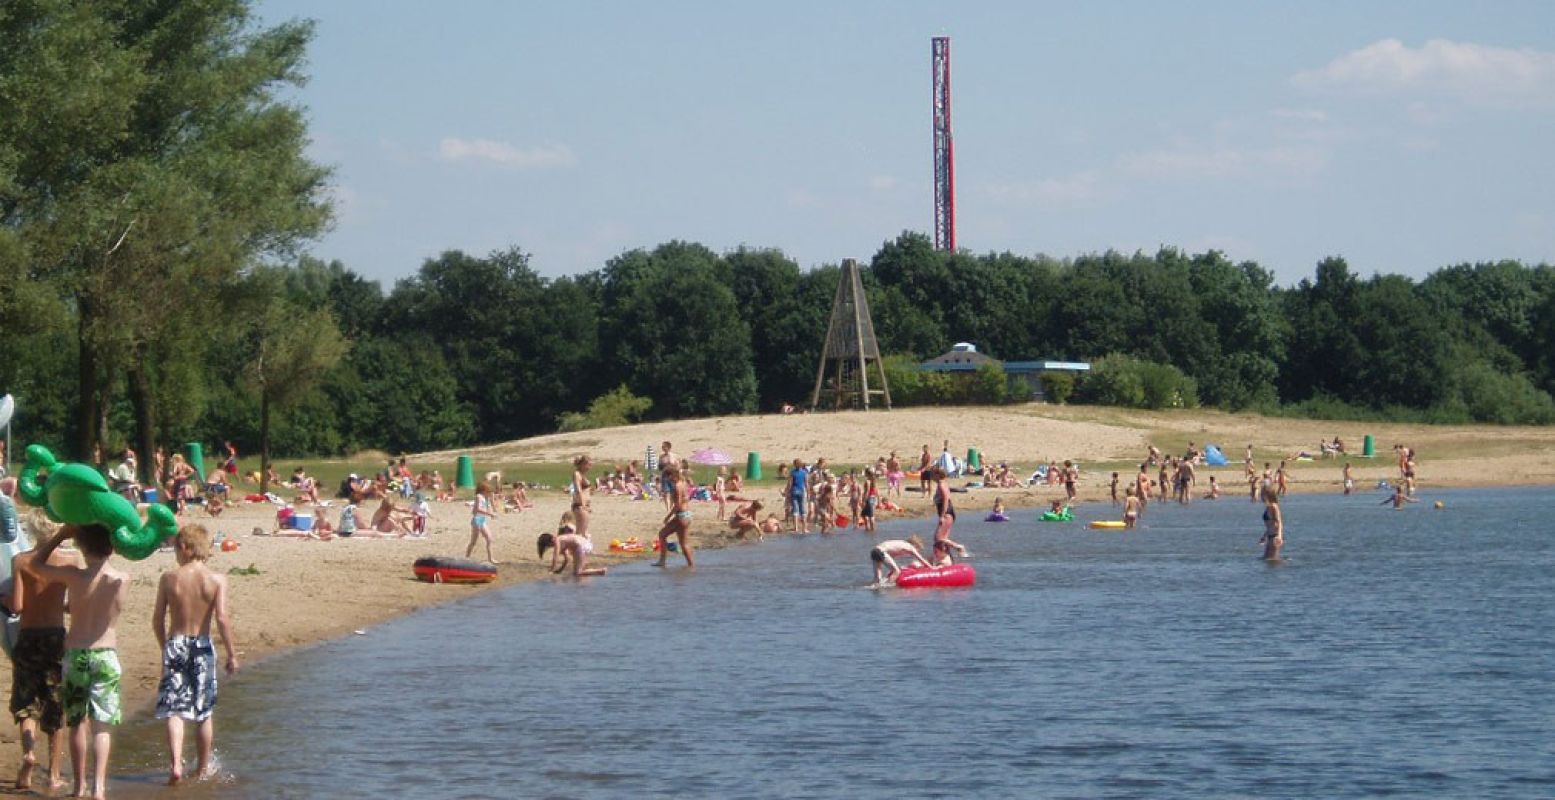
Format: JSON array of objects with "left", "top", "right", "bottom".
[
  {"left": 142, "top": 488, "right": 160, "bottom": 503},
  {"left": 291, "top": 513, "right": 315, "bottom": 531}
]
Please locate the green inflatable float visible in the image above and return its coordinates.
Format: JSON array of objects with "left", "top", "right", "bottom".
[
  {"left": 1040, "top": 507, "right": 1075, "bottom": 522},
  {"left": 15, "top": 444, "right": 177, "bottom": 561}
]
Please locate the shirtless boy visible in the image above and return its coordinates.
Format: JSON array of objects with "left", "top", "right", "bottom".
[
  {"left": 153, "top": 524, "right": 239, "bottom": 785},
  {"left": 869, "top": 536, "right": 931, "bottom": 587},
  {"left": 28, "top": 524, "right": 125, "bottom": 800},
  {"left": 9, "top": 517, "right": 80, "bottom": 791}
]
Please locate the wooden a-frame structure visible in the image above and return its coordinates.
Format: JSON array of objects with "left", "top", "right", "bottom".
[{"left": 810, "top": 258, "right": 892, "bottom": 410}]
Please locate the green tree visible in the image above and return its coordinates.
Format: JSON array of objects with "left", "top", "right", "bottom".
[
  {"left": 246, "top": 305, "right": 348, "bottom": 491},
  {"left": 0, "top": 1, "right": 331, "bottom": 460},
  {"left": 608, "top": 246, "right": 757, "bottom": 417}
]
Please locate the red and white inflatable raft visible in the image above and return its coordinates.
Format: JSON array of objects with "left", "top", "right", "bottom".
[
  {"left": 413, "top": 556, "right": 497, "bottom": 585},
  {"left": 896, "top": 563, "right": 976, "bottom": 589}
]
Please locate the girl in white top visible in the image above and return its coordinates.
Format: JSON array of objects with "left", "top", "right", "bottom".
[{"left": 537, "top": 510, "right": 606, "bottom": 577}]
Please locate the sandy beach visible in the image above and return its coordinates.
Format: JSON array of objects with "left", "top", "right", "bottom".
[{"left": 3, "top": 403, "right": 1554, "bottom": 778}]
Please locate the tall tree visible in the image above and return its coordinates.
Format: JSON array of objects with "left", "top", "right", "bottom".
[
  {"left": 0, "top": 0, "right": 331, "bottom": 460},
  {"left": 246, "top": 304, "right": 347, "bottom": 492}
]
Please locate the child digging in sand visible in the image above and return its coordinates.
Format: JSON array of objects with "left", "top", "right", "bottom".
[
  {"left": 537, "top": 511, "right": 606, "bottom": 577},
  {"left": 153, "top": 524, "right": 239, "bottom": 785},
  {"left": 27, "top": 524, "right": 124, "bottom": 800}
]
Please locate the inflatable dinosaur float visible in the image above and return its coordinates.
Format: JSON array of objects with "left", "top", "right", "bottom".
[{"left": 15, "top": 444, "right": 177, "bottom": 560}]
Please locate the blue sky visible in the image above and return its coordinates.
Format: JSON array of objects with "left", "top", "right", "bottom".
[{"left": 255, "top": 0, "right": 1555, "bottom": 286}]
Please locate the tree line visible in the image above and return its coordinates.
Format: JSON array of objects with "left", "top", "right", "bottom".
[{"left": 4, "top": 3, "right": 1553, "bottom": 480}]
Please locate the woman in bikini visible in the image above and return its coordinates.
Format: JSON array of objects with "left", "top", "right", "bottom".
[
  {"left": 570, "top": 455, "right": 594, "bottom": 544},
  {"left": 653, "top": 463, "right": 695, "bottom": 568}
]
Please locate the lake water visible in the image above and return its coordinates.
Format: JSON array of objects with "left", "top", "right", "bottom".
[{"left": 105, "top": 486, "right": 1555, "bottom": 798}]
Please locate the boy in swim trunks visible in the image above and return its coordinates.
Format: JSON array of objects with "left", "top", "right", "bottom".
[
  {"left": 870, "top": 536, "right": 931, "bottom": 587},
  {"left": 9, "top": 511, "right": 80, "bottom": 792},
  {"left": 153, "top": 524, "right": 239, "bottom": 785},
  {"left": 27, "top": 523, "right": 126, "bottom": 800}
]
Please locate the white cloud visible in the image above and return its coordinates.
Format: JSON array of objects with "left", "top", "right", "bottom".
[
  {"left": 436, "top": 138, "right": 577, "bottom": 169},
  {"left": 868, "top": 174, "right": 898, "bottom": 192},
  {"left": 1269, "top": 108, "right": 1329, "bottom": 123},
  {"left": 1115, "top": 146, "right": 1327, "bottom": 181},
  {"left": 982, "top": 171, "right": 1104, "bottom": 208},
  {"left": 1293, "top": 38, "right": 1555, "bottom": 105}
]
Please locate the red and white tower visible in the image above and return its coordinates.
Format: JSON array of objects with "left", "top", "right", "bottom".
[{"left": 931, "top": 36, "right": 955, "bottom": 252}]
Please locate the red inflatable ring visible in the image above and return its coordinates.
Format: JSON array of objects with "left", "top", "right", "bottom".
[{"left": 896, "top": 563, "right": 976, "bottom": 588}]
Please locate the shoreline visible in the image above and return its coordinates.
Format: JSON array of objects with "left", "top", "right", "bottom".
[{"left": 3, "top": 407, "right": 1552, "bottom": 778}]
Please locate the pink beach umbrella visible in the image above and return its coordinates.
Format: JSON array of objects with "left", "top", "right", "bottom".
[{"left": 689, "top": 447, "right": 734, "bottom": 466}]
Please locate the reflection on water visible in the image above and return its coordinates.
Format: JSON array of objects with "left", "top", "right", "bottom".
[{"left": 104, "top": 487, "right": 1555, "bottom": 798}]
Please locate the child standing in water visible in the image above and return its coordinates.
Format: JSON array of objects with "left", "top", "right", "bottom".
[
  {"left": 1109, "top": 472, "right": 1120, "bottom": 505},
  {"left": 1123, "top": 485, "right": 1141, "bottom": 529},
  {"left": 1342, "top": 462, "right": 1355, "bottom": 496},
  {"left": 859, "top": 470, "right": 878, "bottom": 534},
  {"left": 466, "top": 482, "right": 499, "bottom": 564},
  {"left": 27, "top": 524, "right": 125, "bottom": 800},
  {"left": 153, "top": 524, "right": 239, "bottom": 785},
  {"left": 1259, "top": 486, "right": 1284, "bottom": 560}
]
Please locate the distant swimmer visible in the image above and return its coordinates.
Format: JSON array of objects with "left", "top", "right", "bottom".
[
  {"left": 1258, "top": 486, "right": 1284, "bottom": 560},
  {"left": 869, "top": 536, "right": 931, "bottom": 588},
  {"left": 1380, "top": 485, "right": 1420, "bottom": 509}
]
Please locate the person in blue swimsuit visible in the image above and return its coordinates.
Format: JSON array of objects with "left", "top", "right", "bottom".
[
  {"left": 465, "top": 482, "right": 499, "bottom": 564},
  {"left": 1258, "top": 486, "right": 1283, "bottom": 560}
]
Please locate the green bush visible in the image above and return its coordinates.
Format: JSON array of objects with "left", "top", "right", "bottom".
[
  {"left": 1076, "top": 354, "right": 1197, "bottom": 409},
  {"left": 969, "top": 362, "right": 1009, "bottom": 405},
  {"left": 1447, "top": 361, "right": 1555, "bottom": 425},
  {"left": 1077, "top": 354, "right": 1146, "bottom": 407},
  {"left": 557, "top": 384, "right": 653, "bottom": 432},
  {"left": 1039, "top": 371, "right": 1075, "bottom": 404}
]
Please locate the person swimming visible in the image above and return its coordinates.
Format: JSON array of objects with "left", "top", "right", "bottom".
[{"left": 1380, "top": 485, "right": 1419, "bottom": 509}]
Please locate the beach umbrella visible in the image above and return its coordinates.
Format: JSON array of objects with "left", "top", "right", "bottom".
[{"left": 689, "top": 447, "right": 734, "bottom": 466}]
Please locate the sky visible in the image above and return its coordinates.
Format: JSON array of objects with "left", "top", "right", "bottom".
[{"left": 254, "top": 0, "right": 1555, "bottom": 287}]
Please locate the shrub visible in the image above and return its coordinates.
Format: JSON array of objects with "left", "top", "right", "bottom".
[
  {"left": 969, "top": 362, "right": 1009, "bottom": 405},
  {"left": 557, "top": 385, "right": 653, "bottom": 432},
  {"left": 1039, "top": 371, "right": 1075, "bottom": 405},
  {"left": 1076, "top": 354, "right": 1197, "bottom": 410}
]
